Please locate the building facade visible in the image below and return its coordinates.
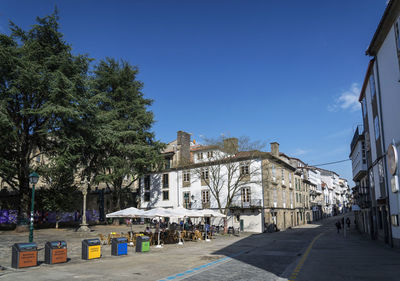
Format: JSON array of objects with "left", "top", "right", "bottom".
[{"left": 351, "top": 0, "right": 400, "bottom": 246}]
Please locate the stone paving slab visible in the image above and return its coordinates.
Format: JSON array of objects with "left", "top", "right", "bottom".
[{"left": 0, "top": 224, "right": 251, "bottom": 280}]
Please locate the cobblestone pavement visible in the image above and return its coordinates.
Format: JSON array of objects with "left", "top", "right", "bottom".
[
  {"left": 1, "top": 214, "right": 399, "bottom": 281},
  {"left": 0, "top": 224, "right": 253, "bottom": 280}
]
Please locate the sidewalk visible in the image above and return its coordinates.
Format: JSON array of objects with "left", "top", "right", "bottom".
[{"left": 296, "top": 213, "right": 400, "bottom": 281}]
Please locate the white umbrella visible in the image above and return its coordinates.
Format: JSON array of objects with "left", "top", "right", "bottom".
[
  {"left": 142, "top": 207, "right": 176, "bottom": 218},
  {"left": 142, "top": 207, "right": 178, "bottom": 248},
  {"left": 106, "top": 207, "right": 146, "bottom": 237},
  {"left": 197, "top": 209, "right": 226, "bottom": 218},
  {"left": 106, "top": 207, "right": 146, "bottom": 218}
]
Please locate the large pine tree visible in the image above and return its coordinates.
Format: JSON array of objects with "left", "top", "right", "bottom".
[
  {"left": 0, "top": 11, "right": 90, "bottom": 226},
  {"left": 91, "top": 58, "right": 164, "bottom": 212}
]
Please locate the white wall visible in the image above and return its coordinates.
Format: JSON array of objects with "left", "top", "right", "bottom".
[
  {"left": 139, "top": 158, "right": 265, "bottom": 233},
  {"left": 376, "top": 20, "right": 400, "bottom": 241}
]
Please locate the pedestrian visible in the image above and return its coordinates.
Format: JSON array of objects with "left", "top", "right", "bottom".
[
  {"left": 346, "top": 217, "right": 350, "bottom": 229},
  {"left": 335, "top": 221, "right": 341, "bottom": 234},
  {"left": 341, "top": 217, "right": 344, "bottom": 228}
]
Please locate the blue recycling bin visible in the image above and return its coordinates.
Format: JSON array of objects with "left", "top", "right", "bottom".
[{"left": 111, "top": 237, "right": 128, "bottom": 256}]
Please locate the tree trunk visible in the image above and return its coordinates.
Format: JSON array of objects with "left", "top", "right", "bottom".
[
  {"left": 16, "top": 170, "right": 31, "bottom": 232},
  {"left": 224, "top": 217, "right": 228, "bottom": 234},
  {"left": 56, "top": 213, "right": 60, "bottom": 229}
]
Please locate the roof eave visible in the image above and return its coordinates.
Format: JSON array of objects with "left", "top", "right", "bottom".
[{"left": 366, "top": 0, "right": 400, "bottom": 56}]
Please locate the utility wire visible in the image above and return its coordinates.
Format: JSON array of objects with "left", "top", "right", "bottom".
[{"left": 310, "top": 159, "right": 351, "bottom": 167}]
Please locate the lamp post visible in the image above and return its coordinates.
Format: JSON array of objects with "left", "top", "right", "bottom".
[
  {"left": 77, "top": 178, "right": 91, "bottom": 232},
  {"left": 28, "top": 172, "right": 39, "bottom": 243}
]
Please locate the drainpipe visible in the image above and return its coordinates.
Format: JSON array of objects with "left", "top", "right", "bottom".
[
  {"left": 261, "top": 159, "right": 265, "bottom": 232},
  {"left": 177, "top": 170, "right": 180, "bottom": 207},
  {"left": 375, "top": 55, "right": 393, "bottom": 247}
]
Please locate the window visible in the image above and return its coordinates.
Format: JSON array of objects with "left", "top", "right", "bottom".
[
  {"left": 374, "top": 116, "right": 380, "bottom": 140},
  {"left": 198, "top": 152, "right": 203, "bottom": 160},
  {"left": 271, "top": 164, "right": 276, "bottom": 180},
  {"left": 144, "top": 192, "right": 150, "bottom": 202},
  {"left": 201, "top": 168, "right": 209, "bottom": 180},
  {"left": 162, "top": 191, "right": 169, "bottom": 200},
  {"left": 183, "top": 171, "right": 190, "bottom": 182},
  {"left": 369, "top": 169, "right": 375, "bottom": 187},
  {"left": 36, "top": 155, "right": 41, "bottom": 163},
  {"left": 273, "top": 189, "right": 277, "bottom": 207},
  {"left": 144, "top": 175, "right": 150, "bottom": 190},
  {"left": 242, "top": 187, "right": 251, "bottom": 203},
  {"left": 289, "top": 173, "right": 292, "bottom": 183},
  {"left": 281, "top": 168, "right": 285, "bottom": 184},
  {"left": 362, "top": 141, "right": 366, "bottom": 164},
  {"left": 362, "top": 98, "right": 367, "bottom": 118},
  {"left": 240, "top": 163, "right": 250, "bottom": 176},
  {"left": 296, "top": 193, "right": 299, "bottom": 203},
  {"left": 395, "top": 17, "right": 400, "bottom": 65},
  {"left": 378, "top": 160, "right": 384, "bottom": 183},
  {"left": 165, "top": 157, "right": 171, "bottom": 169},
  {"left": 207, "top": 151, "right": 213, "bottom": 158},
  {"left": 290, "top": 192, "right": 293, "bottom": 206},
  {"left": 183, "top": 192, "right": 191, "bottom": 208},
  {"left": 282, "top": 190, "right": 286, "bottom": 207},
  {"left": 202, "top": 190, "right": 210, "bottom": 203},
  {"left": 162, "top": 174, "right": 169, "bottom": 188},
  {"left": 369, "top": 72, "right": 376, "bottom": 98}
]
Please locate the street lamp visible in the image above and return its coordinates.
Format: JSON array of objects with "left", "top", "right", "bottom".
[
  {"left": 77, "top": 177, "right": 91, "bottom": 232},
  {"left": 28, "top": 172, "right": 39, "bottom": 243}
]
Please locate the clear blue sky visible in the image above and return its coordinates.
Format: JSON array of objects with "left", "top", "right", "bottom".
[{"left": 0, "top": 0, "right": 388, "bottom": 184}]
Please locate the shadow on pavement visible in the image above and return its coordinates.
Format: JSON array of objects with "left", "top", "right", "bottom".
[{"left": 210, "top": 216, "right": 341, "bottom": 278}]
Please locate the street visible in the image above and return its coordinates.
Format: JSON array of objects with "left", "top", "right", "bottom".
[{"left": 1, "top": 213, "right": 399, "bottom": 280}]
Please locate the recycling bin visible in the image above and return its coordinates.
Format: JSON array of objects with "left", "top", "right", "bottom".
[
  {"left": 135, "top": 236, "right": 150, "bottom": 252},
  {"left": 45, "top": 241, "right": 67, "bottom": 264},
  {"left": 82, "top": 238, "right": 101, "bottom": 260},
  {"left": 11, "top": 242, "right": 38, "bottom": 269},
  {"left": 111, "top": 237, "right": 128, "bottom": 256}
]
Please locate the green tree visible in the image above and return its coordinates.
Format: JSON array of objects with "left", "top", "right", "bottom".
[
  {"left": 0, "top": 11, "right": 90, "bottom": 226},
  {"left": 91, "top": 58, "right": 164, "bottom": 213}
]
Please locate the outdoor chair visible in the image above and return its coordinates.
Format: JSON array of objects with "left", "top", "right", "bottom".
[{"left": 98, "top": 234, "right": 108, "bottom": 245}]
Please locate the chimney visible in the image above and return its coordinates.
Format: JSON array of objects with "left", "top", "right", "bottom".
[
  {"left": 177, "top": 131, "right": 191, "bottom": 165},
  {"left": 223, "top": 138, "right": 238, "bottom": 154},
  {"left": 270, "top": 142, "right": 279, "bottom": 158}
]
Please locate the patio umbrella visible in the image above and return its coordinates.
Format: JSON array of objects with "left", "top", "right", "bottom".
[
  {"left": 142, "top": 208, "right": 178, "bottom": 248},
  {"left": 106, "top": 207, "right": 146, "bottom": 218},
  {"left": 106, "top": 207, "right": 146, "bottom": 235},
  {"left": 196, "top": 209, "right": 226, "bottom": 241}
]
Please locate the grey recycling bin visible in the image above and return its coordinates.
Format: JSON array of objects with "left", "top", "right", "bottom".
[{"left": 11, "top": 242, "right": 38, "bottom": 269}]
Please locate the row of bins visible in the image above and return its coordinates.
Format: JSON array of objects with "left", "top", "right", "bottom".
[
  {"left": 11, "top": 236, "right": 149, "bottom": 269},
  {"left": 12, "top": 241, "right": 67, "bottom": 268}
]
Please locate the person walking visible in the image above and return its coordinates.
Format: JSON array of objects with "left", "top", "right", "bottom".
[
  {"left": 346, "top": 217, "right": 351, "bottom": 229},
  {"left": 335, "top": 221, "right": 341, "bottom": 234}
]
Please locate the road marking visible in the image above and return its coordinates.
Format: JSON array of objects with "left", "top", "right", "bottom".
[
  {"left": 158, "top": 250, "right": 248, "bottom": 281},
  {"left": 288, "top": 232, "right": 324, "bottom": 281}
]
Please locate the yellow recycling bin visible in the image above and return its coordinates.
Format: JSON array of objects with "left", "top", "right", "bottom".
[{"left": 82, "top": 238, "right": 101, "bottom": 260}]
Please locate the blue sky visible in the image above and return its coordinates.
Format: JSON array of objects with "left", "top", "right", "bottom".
[{"left": 0, "top": 0, "right": 388, "bottom": 184}]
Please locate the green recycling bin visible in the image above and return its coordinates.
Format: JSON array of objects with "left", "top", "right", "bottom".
[{"left": 135, "top": 236, "right": 150, "bottom": 252}]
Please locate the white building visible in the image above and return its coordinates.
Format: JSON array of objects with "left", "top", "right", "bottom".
[
  {"left": 358, "top": 0, "right": 400, "bottom": 247},
  {"left": 139, "top": 132, "right": 265, "bottom": 233}
]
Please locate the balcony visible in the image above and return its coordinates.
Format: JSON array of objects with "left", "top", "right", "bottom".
[{"left": 230, "top": 199, "right": 262, "bottom": 209}]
